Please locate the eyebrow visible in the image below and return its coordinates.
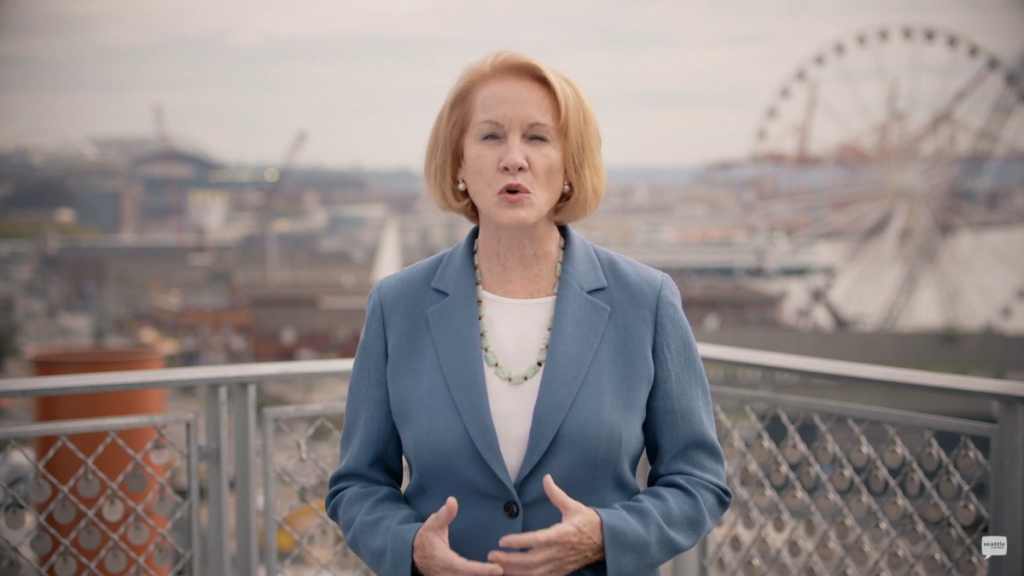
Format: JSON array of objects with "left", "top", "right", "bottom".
[{"left": 477, "top": 120, "right": 554, "bottom": 131}]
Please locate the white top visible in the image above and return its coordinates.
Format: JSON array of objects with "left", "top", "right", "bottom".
[{"left": 480, "top": 288, "right": 556, "bottom": 481}]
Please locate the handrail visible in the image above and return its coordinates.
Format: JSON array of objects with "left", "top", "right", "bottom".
[
  {"left": 697, "top": 342, "right": 1024, "bottom": 401},
  {"left": 1, "top": 343, "right": 1022, "bottom": 401},
  {"left": 0, "top": 358, "right": 355, "bottom": 398}
]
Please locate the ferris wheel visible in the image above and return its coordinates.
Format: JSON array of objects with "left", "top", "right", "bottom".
[{"left": 749, "top": 24, "right": 1024, "bottom": 332}]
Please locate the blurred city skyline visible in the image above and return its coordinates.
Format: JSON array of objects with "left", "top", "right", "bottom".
[{"left": 1, "top": 0, "right": 1022, "bottom": 170}]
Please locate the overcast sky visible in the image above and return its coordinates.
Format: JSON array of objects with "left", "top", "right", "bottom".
[{"left": 1, "top": 0, "right": 1022, "bottom": 170}]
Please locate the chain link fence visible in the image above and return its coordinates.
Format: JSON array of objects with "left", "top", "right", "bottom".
[
  {"left": 2, "top": 348, "right": 1021, "bottom": 576},
  {"left": 261, "top": 403, "right": 370, "bottom": 576},
  {"left": 0, "top": 413, "right": 199, "bottom": 576},
  {"left": 707, "top": 387, "right": 997, "bottom": 576}
]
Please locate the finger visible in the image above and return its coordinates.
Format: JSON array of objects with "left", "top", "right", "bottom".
[
  {"left": 425, "top": 496, "right": 458, "bottom": 530},
  {"left": 435, "top": 496, "right": 459, "bottom": 528},
  {"left": 542, "top": 474, "right": 576, "bottom": 514},
  {"left": 488, "top": 548, "right": 550, "bottom": 571},
  {"left": 435, "top": 542, "right": 504, "bottom": 576},
  {"left": 497, "top": 525, "right": 559, "bottom": 549},
  {"left": 453, "top": 556, "right": 505, "bottom": 576}
]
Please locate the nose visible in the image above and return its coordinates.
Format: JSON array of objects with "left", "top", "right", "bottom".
[{"left": 499, "top": 142, "right": 527, "bottom": 174}]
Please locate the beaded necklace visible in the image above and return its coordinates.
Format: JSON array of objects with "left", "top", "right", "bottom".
[{"left": 473, "top": 235, "right": 565, "bottom": 384}]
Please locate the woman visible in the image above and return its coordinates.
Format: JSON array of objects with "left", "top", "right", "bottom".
[{"left": 325, "top": 52, "right": 731, "bottom": 576}]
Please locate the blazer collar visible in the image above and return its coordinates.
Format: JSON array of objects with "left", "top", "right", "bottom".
[{"left": 427, "top": 225, "right": 610, "bottom": 490}]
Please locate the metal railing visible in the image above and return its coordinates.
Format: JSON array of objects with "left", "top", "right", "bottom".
[
  {"left": 1, "top": 344, "right": 1021, "bottom": 576},
  {"left": 0, "top": 412, "right": 200, "bottom": 576}
]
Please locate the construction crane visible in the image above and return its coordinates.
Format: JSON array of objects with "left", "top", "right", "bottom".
[
  {"left": 151, "top": 103, "right": 184, "bottom": 243},
  {"left": 264, "top": 130, "right": 308, "bottom": 284}
]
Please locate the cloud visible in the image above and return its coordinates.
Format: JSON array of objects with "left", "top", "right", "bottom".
[{"left": 1, "top": 0, "right": 1021, "bottom": 167}]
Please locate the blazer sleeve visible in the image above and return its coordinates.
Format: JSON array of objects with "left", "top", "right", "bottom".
[
  {"left": 592, "top": 273, "right": 732, "bottom": 575},
  {"left": 325, "top": 281, "right": 424, "bottom": 576}
]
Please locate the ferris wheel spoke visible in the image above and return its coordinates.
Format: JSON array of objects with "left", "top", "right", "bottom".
[
  {"left": 756, "top": 181, "right": 887, "bottom": 211},
  {"left": 815, "top": 123, "right": 875, "bottom": 160},
  {"left": 906, "top": 64, "right": 992, "bottom": 156},
  {"left": 835, "top": 56, "right": 879, "bottom": 136},
  {"left": 870, "top": 30, "right": 892, "bottom": 91},
  {"left": 908, "top": 32, "right": 923, "bottom": 123},
  {"left": 877, "top": 201, "right": 909, "bottom": 263},
  {"left": 935, "top": 245, "right": 969, "bottom": 329},
  {"left": 813, "top": 93, "right": 867, "bottom": 153},
  {"left": 940, "top": 228, "right": 1006, "bottom": 329},
  {"left": 914, "top": 115, "right": 981, "bottom": 176},
  {"left": 791, "top": 200, "right": 891, "bottom": 241},
  {"left": 920, "top": 162, "right": 959, "bottom": 192},
  {"left": 849, "top": 202, "right": 893, "bottom": 237},
  {"left": 952, "top": 108, "right": 989, "bottom": 137},
  {"left": 947, "top": 116, "right": 987, "bottom": 154},
  {"left": 751, "top": 26, "right": 1022, "bottom": 331},
  {"left": 879, "top": 217, "right": 938, "bottom": 329},
  {"left": 927, "top": 37, "right": 964, "bottom": 119},
  {"left": 992, "top": 106, "right": 1024, "bottom": 157},
  {"left": 953, "top": 232, "right": 1009, "bottom": 327},
  {"left": 765, "top": 190, "right": 884, "bottom": 219}
]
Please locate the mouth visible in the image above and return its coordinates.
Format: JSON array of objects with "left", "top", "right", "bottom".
[{"left": 499, "top": 184, "right": 532, "bottom": 196}]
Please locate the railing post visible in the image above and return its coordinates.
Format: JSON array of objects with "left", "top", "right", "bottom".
[
  {"left": 188, "top": 416, "right": 203, "bottom": 576},
  {"left": 204, "top": 384, "right": 231, "bottom": 576},
  {"left": 234, "top": 382, "right": 259, "bottom": 576},
  {"left": 990, "top": 399, "right": 1024, "bottom": 576},
  {"left": 262, "top": 408, "right": 279, "bottom": 576}
]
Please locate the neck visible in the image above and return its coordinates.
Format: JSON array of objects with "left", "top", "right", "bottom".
[{"left": 475, "top": 222, "right": 562, "bottom": 299}]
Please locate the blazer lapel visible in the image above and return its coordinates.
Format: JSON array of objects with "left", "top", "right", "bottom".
[
  {"left": 515, "top": 227, "right": 609, "bottom": 485},
  {"left": 427, "top": 227, "right": 515, "bottom": 491}
]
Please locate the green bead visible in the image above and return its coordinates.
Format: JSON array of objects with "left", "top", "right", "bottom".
[{"left": 473, "top": 233, "right": 565, "bottom": 384}]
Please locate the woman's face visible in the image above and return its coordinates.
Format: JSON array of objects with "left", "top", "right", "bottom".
[{"left": 459, "top": 75, "right": 565, "bottom": 230}]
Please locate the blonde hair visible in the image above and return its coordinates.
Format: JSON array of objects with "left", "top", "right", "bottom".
[{"left": 424, "top": 52, "right": 605, "bottom": 225}]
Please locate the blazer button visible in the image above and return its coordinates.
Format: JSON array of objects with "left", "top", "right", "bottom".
[{"left": 503, "top": 501, "right": 520, "bottom": 518}]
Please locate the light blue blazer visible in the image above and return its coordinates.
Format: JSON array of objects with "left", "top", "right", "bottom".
[{"left": 325, "top": 226, "right": 731, "bottom": 575}]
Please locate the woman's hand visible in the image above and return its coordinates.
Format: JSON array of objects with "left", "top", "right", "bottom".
[
  {"left": 413, "top": 497, "right": 505, "bottom": 576},
  {"left": 487, "top": 475, "right": 604, "bottom": 576}
]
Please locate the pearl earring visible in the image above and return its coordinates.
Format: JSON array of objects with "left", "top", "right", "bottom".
[
  {"left": 457, "top": 180, "right": 467, "bottom": 192},
  {"left": 562, "top": 182, "right": 571, "bottom": 194}
]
